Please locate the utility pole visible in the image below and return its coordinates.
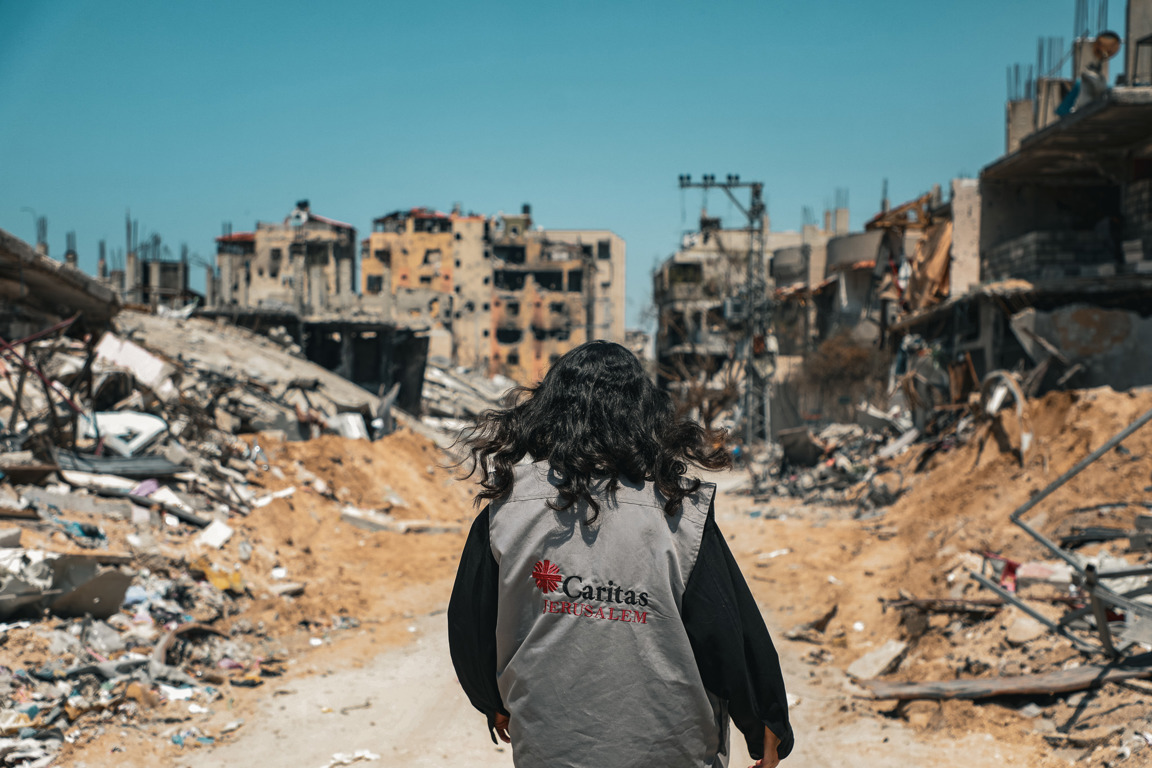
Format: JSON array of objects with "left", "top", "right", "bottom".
[{"left": 677, "top": 174, "right": 777, "bottom": 447}]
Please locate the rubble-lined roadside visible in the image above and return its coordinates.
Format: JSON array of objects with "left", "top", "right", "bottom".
[
  {"left": 742, "top": 387, "right": 1152, "bottom": 767},
  {"left": 0, "top": 310, "right": 482, "bottom": 766}
]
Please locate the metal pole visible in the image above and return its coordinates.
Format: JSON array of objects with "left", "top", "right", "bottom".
[
  {"left": 1010, "top": 405, "right": 1152, "bottom": 572},
  {"left": 1085, "top": 564, "right": 1118, "bottom": 658}
]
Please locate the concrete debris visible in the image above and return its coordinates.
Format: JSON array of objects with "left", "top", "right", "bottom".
[
  {"left": 846, "top": 639, "right": 908, "bottom": 680},
  {"left": 1005, "top": 615, "right": 1049, "bottom": 646},
  {"left": 421, "top": 363, "right": 515, "bottom": 422},
  {"left": 339, "top": 505, "right": 461, "bottom": 535},
  {"left": 0, "top": 305, "right": 469, "bottom": 763},
  {"left": 195, "top": 520, "right": 234, "bottom": 549}
]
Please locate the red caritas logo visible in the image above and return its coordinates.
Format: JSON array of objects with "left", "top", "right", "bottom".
[{"left": 531, "top": 560, "right": 562, "bottom": 593}]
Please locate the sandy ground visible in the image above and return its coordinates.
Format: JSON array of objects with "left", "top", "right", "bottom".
[
  {"left": 60, "top": 387, "right": 1152, "bottom": 766},
  {"left": 150, "top": 476, "right": 1040, "bottom": 768}
]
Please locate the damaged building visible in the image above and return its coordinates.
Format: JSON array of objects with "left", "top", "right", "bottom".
[
  {"left": 892, "top": 19, "right": 1152, "bottom": 401},
  {"left": 204, "top": 202, "right": 425, "bottom": 413},
  {"left": 0, "top": 227, "right": 120, "bottom": 342},
  {"left": 212, "top": 200, "right": 357, "bottom": 315},
  {"left": 653, "top": 199, "right": 849, "bottom": 425},
  {"left": 361, "top": 204, "right": 626, "bottom": 383}
]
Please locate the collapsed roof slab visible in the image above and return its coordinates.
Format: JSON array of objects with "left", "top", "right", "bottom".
[
  {"left": 982, "top": 87, "right": 1152, "bottom": 184},
  {"left": 0, "top": 227, "right": 120, "bottom": 333}
]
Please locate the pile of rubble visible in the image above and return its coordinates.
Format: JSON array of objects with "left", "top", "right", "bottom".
[
  {"left": 419, "top": 363, "right": 515, "bottom": 436},
  {"left": 758, "top": 386, "right": 1152, "bottom": 766},
  {"left": 0, "top": 309, "right": 471, "bottom": 765}
]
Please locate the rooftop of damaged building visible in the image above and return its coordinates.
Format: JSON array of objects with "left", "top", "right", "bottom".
[
  {"left": 0, "top": 227, "right": 120, "bottom": 337},
  {"left": 370, "top": 206, "right": 486, "bottom": 233},
  {"left": 984, "top": 86, "right": 1152, "bottom": 183}
]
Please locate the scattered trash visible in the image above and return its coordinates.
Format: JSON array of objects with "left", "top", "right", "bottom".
[{"left": 318, "top": 750, "right": 381, "bottom": 768}]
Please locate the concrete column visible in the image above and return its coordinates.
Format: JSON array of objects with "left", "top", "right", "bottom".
[
  {"left": 309, "top": 262, "right": 326, "bottom": 313},
  {"left": 1126, "top": 0, "right": 1152, "bottom": 85},
  {"left": 950, "top": 178, "right": 981, "bottom": 295},
  {"left": 336, "top": 326, "right": 354, "bottom": 381},
  {"left": 338, "top": 253, "right": 353, "bottom": 305},
  {"left": 1005, "top": 99, "right": 1034, "bottom": 155},
  {"left": 293, "top": 250, "right": 306, "bottom": 312},
  {"left": 125, "top": 251, "right": 139, "bottom": 303},
  {"left": 150, "top": 257, "right": 162, "bottom": 306},
  {"left": 205, "top": 265, "right": 216, "bottom": 308},
  {"left": 219, "top": 254, "right": 233, "bottom": 305},
  {"left": 240, "top": 258, "right": 250, "bottom": 308},
  {"left": 834, "top": 208, "right": 850, "bottom": 235}
]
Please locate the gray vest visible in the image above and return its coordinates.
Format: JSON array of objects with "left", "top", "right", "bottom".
[{"left": 489, "top": 462, "right": 727, "bottom": 768}]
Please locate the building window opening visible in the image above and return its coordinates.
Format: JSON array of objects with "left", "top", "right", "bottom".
[
  {"left": 419, "top": 275, "right": 434, "bottom": 285},
  {"left": 496, "top": 327, "right": 523, "bottom": 344},
  {"left": 597, "top": 240, "right": 611, "bottom": 260},
  {"left": 567, "top": 271, "right": 583, "bottom": 292},
  {"left": 414, "top": 217, "right": 451, "bottom": 234},
  {"left": 493, "top": 271, "right": 526, "bottom": 290},
  {"left": 493, "top": 245, "right": 526, "bottom": 264},
  {"left": 423, "top": 248, "right": 442, "bottom": 266},
  {"left": 270, "top": 248, "right": 282, "bottom": 278},
  {"left": 668, "top": 263, "right": 703, "bottom": 284},
  {"left": 507, "top": 351, "right": 520, "bottom": 366},
  {"left": 533, "top": 270, "right": 563, "bottom": 291},
  {"left": 366, "top": 275, "right": 384, "bottom": 294},
  {"left": 549, "top": 301, "right": 566, "bottom": 314},
  {"left": 374, "top": 248, "right": 391, "bottom": 265},
  {"left": 506, "top": 301, "right": 520, "bottom": 316}
]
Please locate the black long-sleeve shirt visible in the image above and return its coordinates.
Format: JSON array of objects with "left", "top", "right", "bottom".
[{"left": 448, "top": 503, "right": 794, "bottom": 761}]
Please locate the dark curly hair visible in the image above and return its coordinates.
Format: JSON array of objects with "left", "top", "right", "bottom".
[{"left": 461, "top": 340, "right": 730, "bottom": 519}]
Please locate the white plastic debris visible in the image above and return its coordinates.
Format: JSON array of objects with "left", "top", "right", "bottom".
[
  {"left": 159, "top": 684, "right": 194, "bottom": 701},
  {"left": 252, "top": 486, "right": 296, "bottom": 508},
  {"left": 319, "top": 751, "right": 381, "bottom": 768},
  {"left": 195, "top": 520, "right": 234, "bottom": 549}
]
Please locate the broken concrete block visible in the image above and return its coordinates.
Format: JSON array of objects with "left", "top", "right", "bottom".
[
  {"left": 94, "top": 332, "right": 179, "bottom": 402},
  {"left": 195, "top": 520, "right": 234, "bottom": 549},
  {"left": 846, "top": 639, "right": 908, "bottom": 680},
  {"left": 1006, "top": 615, "right": 1049, "bottom": 646},
  {"left": 0, "top": 529, "right": 20, "bottom": 547}
]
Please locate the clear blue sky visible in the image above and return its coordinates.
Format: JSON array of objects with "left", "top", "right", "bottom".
[{"left": 0, "top": 0, "right": 1127, "bottom": 328}]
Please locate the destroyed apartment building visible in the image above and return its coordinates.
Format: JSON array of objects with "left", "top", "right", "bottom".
[
  {"left": 652, "top": 199, "right": 847, "bottom": 423},
  {"left": 656, "top": 2, "right": 1152, "bottom": 441},
  {"left": 202, "top": 201, "right": 426, "bottom": 414},
  {"left": 0, "top": 222, "right": 509, "bottom": 764},
  {"left": 359, "top": 203, "right": 627, "bottom": 384},
  {"left": 891, "top": 14, "right": 1152, "bottom": 410}
]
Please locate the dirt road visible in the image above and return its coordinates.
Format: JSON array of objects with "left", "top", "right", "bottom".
[{"left": 169, "top": 475, "right": 1040, "bottom": 768}]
